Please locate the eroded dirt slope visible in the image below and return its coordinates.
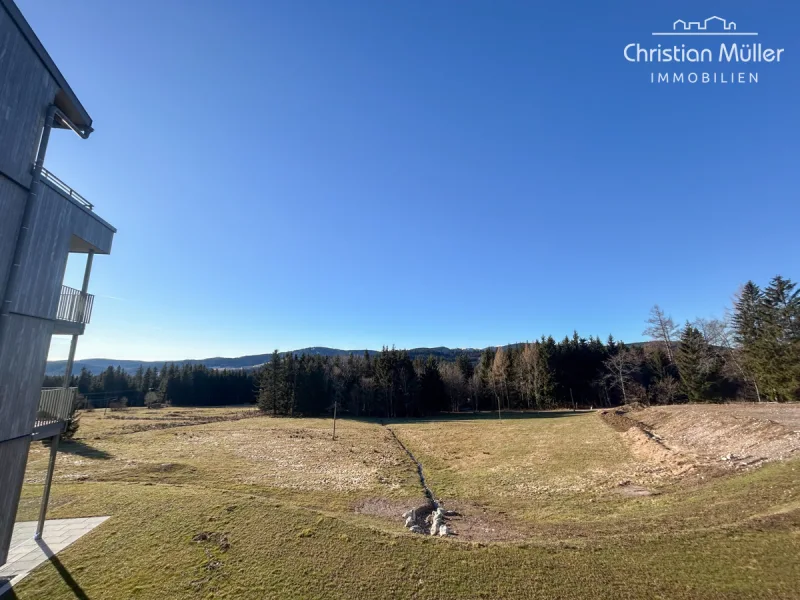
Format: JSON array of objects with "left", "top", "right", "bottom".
[{"left": 603, "top": 403, "right": 800, "bottom": 471}]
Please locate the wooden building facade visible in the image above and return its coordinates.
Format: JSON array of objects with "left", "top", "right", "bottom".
[{"left": 0, "top": 0, "right": 116, "bottom": 564}]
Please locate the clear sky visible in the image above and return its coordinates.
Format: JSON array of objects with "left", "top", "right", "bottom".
[{"left": 20, "top": 0, "right": 798, "bottom": 361}]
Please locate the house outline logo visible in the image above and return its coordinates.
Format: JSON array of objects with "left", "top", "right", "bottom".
[{"left": 653, "top": 16, "right": 758, "bottom": 36}]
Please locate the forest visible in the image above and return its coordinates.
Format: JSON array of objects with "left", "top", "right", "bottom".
[{"left": 48, "top": 275, "right": 799, "bottom": 417}]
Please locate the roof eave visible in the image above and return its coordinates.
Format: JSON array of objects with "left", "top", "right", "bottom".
[{"left": 1, "top": 0, "right": 93, "bottom": 133}]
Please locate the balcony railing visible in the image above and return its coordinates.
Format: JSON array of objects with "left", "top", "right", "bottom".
[
  {"left": 36, "top": 387, "right": 77, "bottom": 428},
  {"left": 56, "top": 285, "right": 94, "bottom": 325},
  {"left": 40, "top": 166, "right": 94, "bottom": 211}
]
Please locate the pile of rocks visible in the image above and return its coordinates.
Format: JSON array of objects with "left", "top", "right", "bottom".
[
  {"left": 430, "top": 507, "right": 448, "bottom": 536},
  {"left": 402, "top": 504, "right": 450, "bottom": 536}
]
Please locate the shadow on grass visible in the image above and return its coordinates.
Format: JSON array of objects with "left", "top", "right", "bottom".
[
  {"left": 37, "top": 540, "right": 89, "bottom": 600},
  {"left": 56, "top": 440, "right": 112, "bottom": 461},
  {"left": 0, "top": 543, "right": 89, "bottom": 600},
  {"left": 46, "top": 553, "right": 89, "bottom": 600}
]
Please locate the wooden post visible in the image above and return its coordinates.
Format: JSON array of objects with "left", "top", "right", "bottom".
[
  {"left": 332, "top": 401, "right": 337, "bottom": 440},
  {"left": 35, "top": 433, "right": 60, "bottom": 540}
]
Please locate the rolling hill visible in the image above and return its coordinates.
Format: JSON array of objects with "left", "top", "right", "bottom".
[{"left": 44, "top": 346, "right": 484, "bottom": 376}]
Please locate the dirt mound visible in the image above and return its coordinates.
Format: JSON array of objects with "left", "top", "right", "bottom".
[
  {"left": 600, "top": 408, "right": 697, "bottom": 475},
  {"left": 600, "top": 408, "right": 641, "bottom": 433},
  {"left": 620, "top": 427, "right": 695, "bottom": 475},
  {"left": 607, "top": 403, "right": 800, "bottom": 472}
]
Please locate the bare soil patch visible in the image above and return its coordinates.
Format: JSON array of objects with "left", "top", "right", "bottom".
[
  {"left": 354, "top": 498, "right": 419, "bottom": 520},
  {"left": 615, "top": 481, "right": 659, "bottom": 497},
  {"left": 357, "top": 497, "right": 533, "bottom": 542},
  {"left": 601, "top": 403, "right": 800, "bottom": 482},
  {"left": 625, "top": 404, "right": 800, "bottom": 468},
  {"left": 439, "top": 502, "right": 530, "bottom": 542},
  {"left": 599, "top": 408, "right": 698, "bottom": 476}
]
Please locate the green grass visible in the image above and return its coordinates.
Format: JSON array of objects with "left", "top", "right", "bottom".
[{"left": 11, "top": 408, "right": 800, "bottom": 599}]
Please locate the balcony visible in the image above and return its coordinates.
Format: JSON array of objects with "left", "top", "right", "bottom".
[
  {"left": 35, "top": 165, "right": 116, "bottom": 256},
  {"left": 33, "top": 387, "right": 77, "bottom": 439},
  {"left": 53, "top": 285, "right": 94, "bottom": 335},
  {"left": 40, "top": 166, "right": 94, "bottom": 211}
]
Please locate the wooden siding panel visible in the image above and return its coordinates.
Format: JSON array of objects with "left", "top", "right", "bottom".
[
  {"left": 0, "top": 315, "right": 53, "bottom": 441},
  {"left": 10, "top": 186, "right": 71, "bottom": 319},
  {"left": 0, "top": 176, "right": 26, "bottom": 303},
  {"left": 0, "top": 6, "right": 57, "bottom": 186},
  {"left": 0, "top": 436, "right": 31, "bottom": 565}
]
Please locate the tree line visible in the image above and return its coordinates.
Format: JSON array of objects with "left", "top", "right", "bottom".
[
  {"left": 50, "top": 274, "right": 798, "bottom": 414},
  {"left": 44, "top": 363, "right": 253, "bottom": 407},
  {"left": 255, "top": 275, "right": 798, "bottom": 415}
]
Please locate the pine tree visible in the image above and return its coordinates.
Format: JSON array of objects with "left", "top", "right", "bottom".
[
  {"left": 133, "top": 365, "right": 144, "bottom": 394},
  {"left": 456, "top": 353, "right": 474, "bottom": 382},
  {"left": 77, "top": 367, "right": 92, "bottom": 395},
  {"left": 517, "top": 344, "right": 537, "bottom": 409},
  {"left": 535, "top": 336, "right": 556, "bottom": 407},
  {"left": 759, "top": 276, "right": 800, "bottom": 401},
  {"left": 258, "top": 350, "right": 285, "bottom": 415},
  {"left": 676, "top": 323, "right": 719, "bottom": 402},
  {"left": 419, "top": 356, "right": 445, "bottom": 414},
  {"left": 606, "top": 334, "right": 617, "bottom": 355}
]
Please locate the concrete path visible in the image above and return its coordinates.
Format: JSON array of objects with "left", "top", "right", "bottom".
[{"left": 0, "top": 517, "right": 108, "bottom": 595}]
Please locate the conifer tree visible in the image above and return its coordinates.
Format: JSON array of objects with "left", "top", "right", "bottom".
[
  {"left": 759, "top": 276, "right": 800, "bottom": 401},
  {"left": 676, "top": 323, "right": 719, "bottom": 402}
]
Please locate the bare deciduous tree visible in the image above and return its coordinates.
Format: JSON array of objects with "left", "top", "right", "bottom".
[
  {"left": 648, "top": 375, "right": 682, "bottom": 405},
  {"left": 439, "top": 362, "right": 466, "bottom": 412},
  {"left": 604, "top": 350, "right": 639, "bottom": 404},
  {"left": 643, "top": 305, "right": 679, "bottom": 363},
  {"left": 491, "top": 347, "right": 510, "bottom": 418}
]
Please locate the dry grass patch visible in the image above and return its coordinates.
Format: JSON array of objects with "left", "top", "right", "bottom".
[
  {"left": 389, "top": 413, "right": 659, "bottom": 504},
  {"left": 389, "top": 412, "right": 800, "bottom": 539},
  {"left": 12, "top": 481, "right": 800, "bottom": 600},
  {"left": 23, "top": 412, "right": 422, "bottom": 512},
  {"left": 11, "top": 407, "right": 800, "bottom": 598}
]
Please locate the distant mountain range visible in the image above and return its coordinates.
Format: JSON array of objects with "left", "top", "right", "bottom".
[
  {"left": 44, "top": 346, "right": 484, "bottom": 376},
  {"left": 46, "top": 342, "right": 662, "bottom": 376}
]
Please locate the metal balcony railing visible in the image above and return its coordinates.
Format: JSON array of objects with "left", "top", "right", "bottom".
[
  {"left": 36, "top": 387, "right": 77, "bottom": 428},
  {"left": 40, "top": 166, "right": 94, "bottom": 211},
  {"left": 56, "top": 285, "right": 94, "bottom": 325}
]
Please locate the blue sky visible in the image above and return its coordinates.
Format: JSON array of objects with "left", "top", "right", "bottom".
[{"left": 20, "top": 0, "right": 798, "bottom": 361}]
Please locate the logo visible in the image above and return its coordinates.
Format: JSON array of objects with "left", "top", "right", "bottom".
[
  {"left": 624, "top": 16, "right": 785, "bottom": 84},
  {"left": 653, "top": 16, "right": 755, "bottom": 36}
]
